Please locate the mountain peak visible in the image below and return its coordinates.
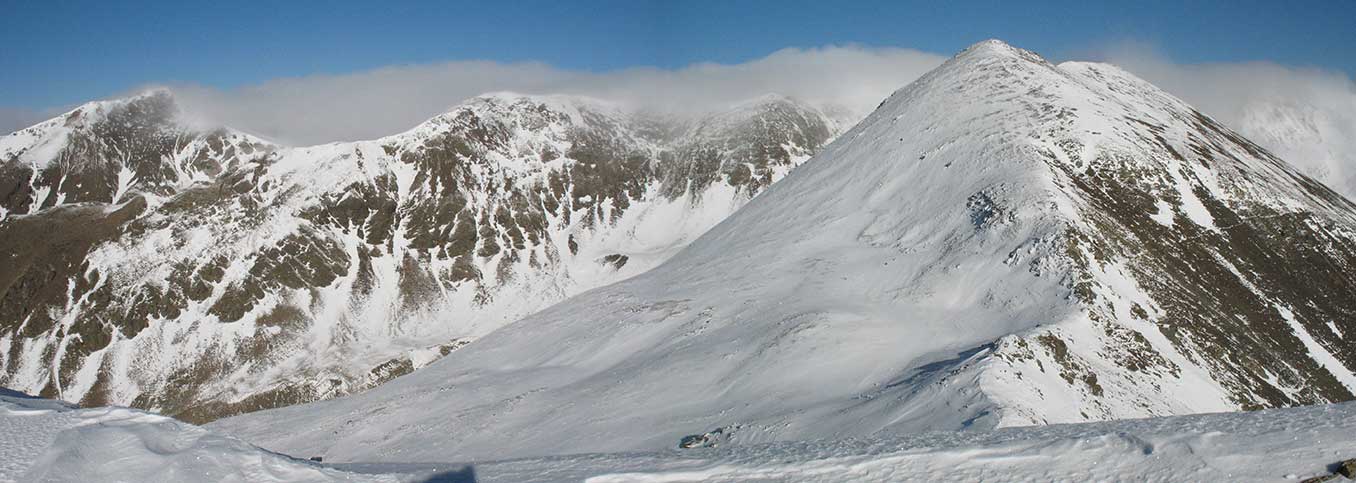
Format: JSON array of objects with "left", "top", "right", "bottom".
[
  {"left": 866, "top": 39, "right": 1065, "bottom": 131},
  {"left": 964, "top": 38, "right": 1017, "bottom": 53},
  {"left": 71, "top": 87, "right": 176, "bottom": 120},
  {"left": 407, "top": 92, "right": 627, "bottom": 133},
  {"left": 738, "top": 92, "right": 794, "bottom": 105},
  {"left": 955, "top": 38, "right": 1044, "bottom": 62},
  {"left": 127, "top": 86, "right": 175, "bottom": 101},
  {"left": 460, "top": 91, "right": 622, "bottom": 114}
]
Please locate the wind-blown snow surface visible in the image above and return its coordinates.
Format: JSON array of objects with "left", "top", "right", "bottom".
[
  {"left": 5, "top": 388, "right": 1355, "bottom": 482},
  {"left": 461, "top": 401, "right": 1356, "bottom": 482},
  {"left": 0, "top": 389, "right": 400, "bottom": 483},
  {"left": 214, "top": 40, "right": 1356, "bottom": 463}
]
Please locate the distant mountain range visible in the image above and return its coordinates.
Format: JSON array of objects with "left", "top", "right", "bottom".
[{"left": 0, "top": 88, "right": 838, "bottom": 422}]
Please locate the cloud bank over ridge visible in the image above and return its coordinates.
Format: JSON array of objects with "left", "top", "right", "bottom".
[
  {"left": 167, "top": 46, "right": 947, "bottom": 146},
  {"left": 5, "top": 41, "right": 1354, "bottom": 196},
  {"left": 1094, "top": 42, "right": 1356, "bottom": 197}
]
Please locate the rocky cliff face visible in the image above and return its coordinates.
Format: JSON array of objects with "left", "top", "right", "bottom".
[
  {"left": 0, "top": 90, "right": 837, "bottom": 422},
  {"left": 209, "top": 40, "right": 1356, "bottom": 463}
]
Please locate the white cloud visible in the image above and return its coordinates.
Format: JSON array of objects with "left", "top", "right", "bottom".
[
  {"left": 1092, "top": 42, "right": 1356, "bottom": 197},
  {"left": 165, "top": 46, "right": 946, "bottom": 146}
]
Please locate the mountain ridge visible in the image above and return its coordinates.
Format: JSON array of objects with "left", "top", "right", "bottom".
[{"left": 0, "top": 88, "right": 840, "bottom": 422}]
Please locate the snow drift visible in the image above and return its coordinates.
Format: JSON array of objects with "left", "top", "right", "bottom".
[{"left": 6, "top": 388, "right": 1355, "bottom": 482}]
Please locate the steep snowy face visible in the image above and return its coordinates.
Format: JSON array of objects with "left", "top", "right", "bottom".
[
  {"left": 213, "top": 40, "right": 1356, "bottom": 463},
  {"left": 0, "top": 92, "right": 837, "bottom": 423}
]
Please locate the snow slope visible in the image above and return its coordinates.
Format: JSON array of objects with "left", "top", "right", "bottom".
[
  {"left": 5, "top": 387, "right": 1355, "bottom": 482},
  {"left": 214, "top": 39, "right": 1356, "bottom": 463}
]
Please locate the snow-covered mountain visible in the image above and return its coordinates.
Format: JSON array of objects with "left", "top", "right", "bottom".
[
  {"left": 210, "top": 40, "right": 1356, "bottom": 463},
  {"left": 0, "top": 89, "right": 838, "bottom": 422}
]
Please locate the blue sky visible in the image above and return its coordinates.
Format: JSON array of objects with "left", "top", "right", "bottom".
[{"left": 2, "top": 0, "right": 1353, "bottom": 111}]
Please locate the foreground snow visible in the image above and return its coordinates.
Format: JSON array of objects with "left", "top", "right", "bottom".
[
  {"left": 0, "top": 389, "right": 406, "bottom": 483},
  {"left": 4, "top": 387, "right": 1354, "bottom": 482},
  {"left": 468, "top": 401, "right": 1356, "bottom": 482}
]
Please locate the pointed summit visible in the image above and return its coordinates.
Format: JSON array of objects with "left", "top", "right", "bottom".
[
  {"left": 931, "top": 38, "right": 1054, "bottom": 74},
  {"left": 214, "top": 40, "right": 1356, "bottom": 463},
  {"left": 121, "top": 86, "right": 176, "bottom": 104},
  {"left": 52, "top": 88, "right": 180, "bottom": 131},
  {"left": 958, "top": 38, "right": 1027, "bottom": 57}
]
